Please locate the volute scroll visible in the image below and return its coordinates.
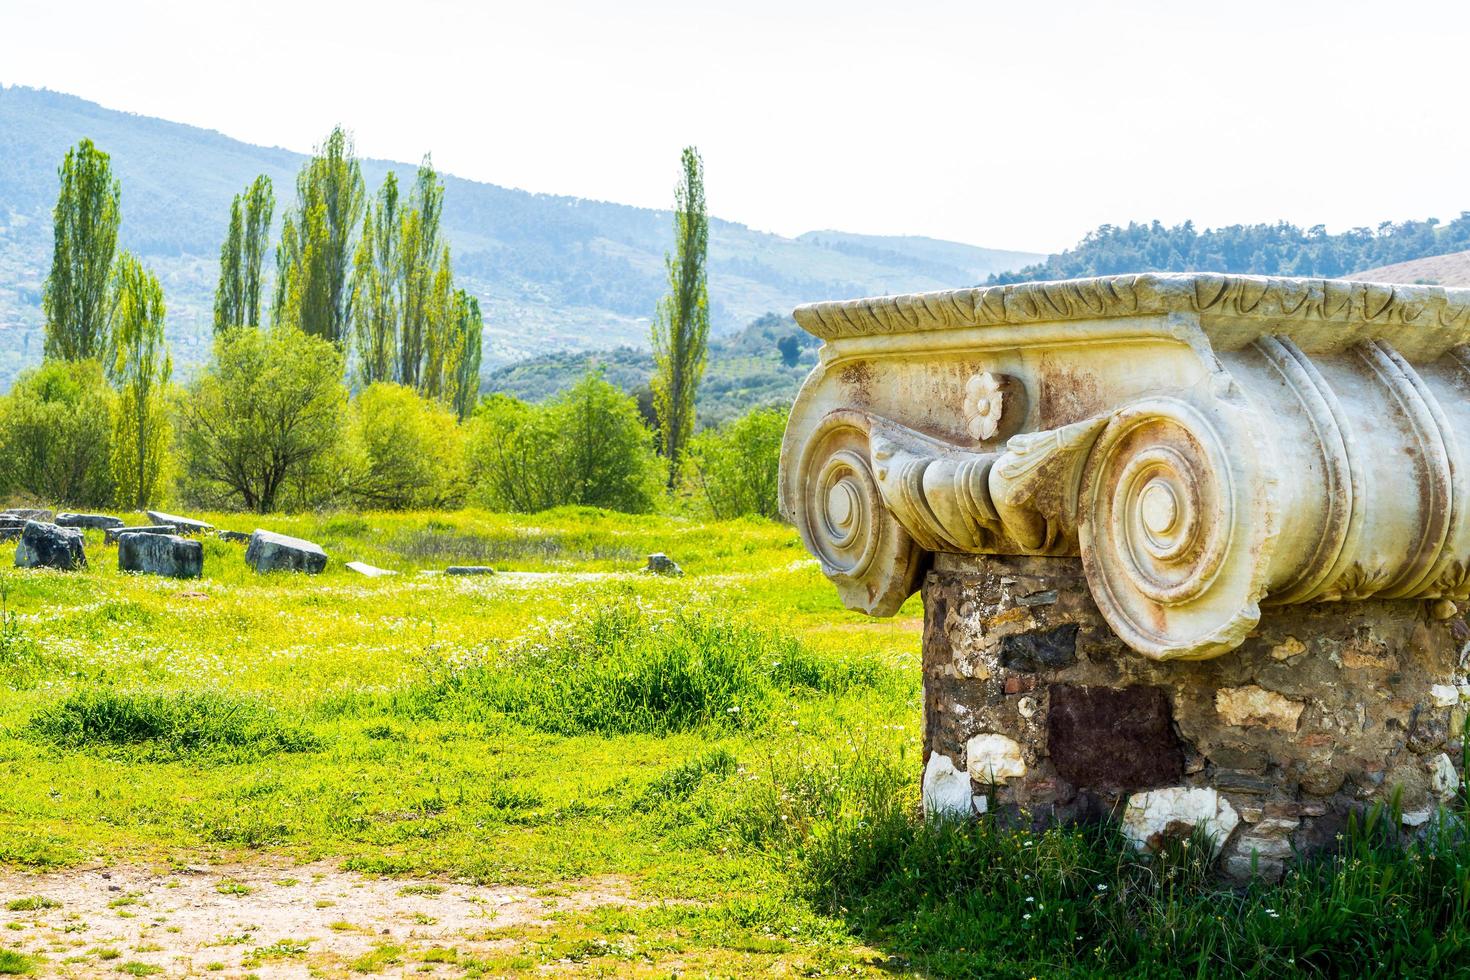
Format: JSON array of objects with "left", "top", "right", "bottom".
[
  {"left": 781, "top": 272, "right": 1470, "bottom": 660},
  {"left": 1076, "top": 398, "right": 1271, "bottom": 661}
]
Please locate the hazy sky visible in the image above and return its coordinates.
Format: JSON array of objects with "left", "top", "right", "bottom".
[{"left": 2, "top": 0, "right": 1466, "bottom": 253}]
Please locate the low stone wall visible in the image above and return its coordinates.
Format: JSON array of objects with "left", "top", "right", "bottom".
[{"left": 921, "top": 553, "right": 1467, "bottom": 878}]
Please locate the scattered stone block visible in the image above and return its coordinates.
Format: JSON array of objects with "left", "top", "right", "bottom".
[
  {"left": 104, "top": 525, "right": 177, "bottom": 545},
  {"left": 55, "top": 513, "right": 125, "bottom": 530},
  {"left": 921, "top": 752, "right": 973, "bottom": 819},
  {"left": 217, "top": 530, "right": 251, "bottom": 543},
  {"left": 14, "top": 521, "right": 86, "bottom": 570},
  {"left": 118, "top": 532, "right": 202, "bottom": 579},
  {"left": 1123, "top": 786, "right": 1240, "bottom": 854},
  {"left": 2, "top": 509, "right": 53, "bottom": 523},
  {"left": 445, "top": 565, "right": 495, "bottom": 576},
  {"left": 145, "top": 510, "right": 214, "bottom": 536},
  {"left": 245, "top": 529, "right": 327, "bottom": 574},
  {"left": 346, "top": 561, "right": 396, "bottom": 578},
  {"left": 644, "top": 553, "right": 683, "bottom": 576}
]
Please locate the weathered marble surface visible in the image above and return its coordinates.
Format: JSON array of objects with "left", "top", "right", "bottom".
[
  {"left": 923, "top": 553, "right": 1466, "bottom": 878},
  {"left": 780, "top": 272, "right": 1470, "bottom": 660},
  {"left": 14, "top": 521, "right": 85, "bottom": 571},
  {"left": 117, "top": 532, "right": 203, "bottom": 578}
]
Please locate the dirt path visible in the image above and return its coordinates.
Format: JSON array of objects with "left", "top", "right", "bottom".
[{"left": 0, "top": 862, "right": 640, "bottom": 977}]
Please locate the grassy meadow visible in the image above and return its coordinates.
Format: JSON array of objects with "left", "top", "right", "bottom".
[{"left": 0, "top": 510, "right": 1468, "bottom": 977}]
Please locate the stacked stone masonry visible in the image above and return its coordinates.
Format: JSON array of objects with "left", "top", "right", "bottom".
[{"left": 922, "top": 554, "right": 1466, "bottom": 879}]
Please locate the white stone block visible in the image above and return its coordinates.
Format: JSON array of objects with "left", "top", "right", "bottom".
[
  {"left": 965, "top": 733, "right": 1026, "bottom": 784},
  {"left": 1122, "top": 786, "right": 1239, "bottom": 853},
  {"left": 921, "top": 752, "right": 973, "bottom": 819}
]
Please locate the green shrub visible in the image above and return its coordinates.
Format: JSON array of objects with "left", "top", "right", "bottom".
[
  {"left": 0, "top": 358, "right": 115, "bottom": 506},
  {"left": 466, "top": 371, "right": 661, "bottom": 514},
  {"left": 29, "top": 688, "right": 318, "bottom": 759},
  {"left": 175, "top": 326, "right": 347, "bottom": 512},
  {"left": 345, "top": 383, "right": 465, "bottom": 509},
  {"left": 684, "top": 405, "right": 787, "bottom": 519},
  {"left": 407, "top": 599, "right": 880, "bottom": 735}
]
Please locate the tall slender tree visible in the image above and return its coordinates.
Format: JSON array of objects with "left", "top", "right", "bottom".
[
  {"left": 273, "top": 127, "right": 365, "bottom": 344},
  {"left": 43, "top": 138, "right": 122, "bottom": 361},
  {"left": 107, "top": 252, "right": 172, "bottom": 508},
  {"left": 650, "top": 146, "right": 709, "bottom": 486},
  {"left": 397, "top": 157, "right": 446, "bottom": 388},
  {"left": 351, "top": 172, "right": 401, "bottom": 384},
  {"left": 449, "top": 289, "right": 483, "bottom": 420},
  {"left": 419, "top": 247, "right": 456, "bottom": 401},
  {"left": 214, "top": 175, "right": 276, "bottom": 332}
]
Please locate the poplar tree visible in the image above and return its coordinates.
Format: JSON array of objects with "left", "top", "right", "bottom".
[
  {"left": 43, "top": 138, "right": 121, "bottom": 361},
  {"left": 273, "top": 127, "right": 365, "bottom": 344},
  {"left": 650, "top": 146, "right": 709, "bottom": 486},
  {"left": 450, "top": 290, "right": 483, "bottom": 419},
  {"left": 420, "top": 248, "right": 456, "bottom": 401},
  {"left": 351, "top": 172, "right": 400, "bottom": 384},
  {"left": 397, "top": 157, "right": 446, "bottom": 388},
  {"left": 108, "top": 253, "right": 172, "bottom": 508},
  {"left": 214, "top": 175, "right": 275, "bottom": 332}
]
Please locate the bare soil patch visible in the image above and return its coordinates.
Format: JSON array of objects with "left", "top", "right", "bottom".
[{"left": 0, "top": 862, "right": 639, "bottom": 977}]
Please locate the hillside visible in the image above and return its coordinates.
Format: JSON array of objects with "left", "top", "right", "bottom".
[
  {"left": 991, "top": 218, "right": 1470, "bottom": 286},
  {"left": 0, "top": 85, "right": 1041, "bottom": 389},
  {"left": 486, "top": 312, "right": 817, "bottom": 428},
  {"left": 1352, "top": 250, "right": 1470, "bottom": 286}
]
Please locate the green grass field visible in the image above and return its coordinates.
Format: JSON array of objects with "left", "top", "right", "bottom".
[{"left": 1, "top": 510, "right": 1467, "bottom": 977}]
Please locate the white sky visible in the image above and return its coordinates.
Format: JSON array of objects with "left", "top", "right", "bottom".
[{"left": 2, "top": 0, "right": 1466, "bottom": 254}]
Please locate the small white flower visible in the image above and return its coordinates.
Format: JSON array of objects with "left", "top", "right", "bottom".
[
  {"left": 1025, "top": 896, "right": 1034, "bottom": 903},
  {"left": 1096, "top": 884, "right": 1108, "bottom": 892},
  {"left": 1023, "top": 913, "right": 1031, "bottom": 921}
]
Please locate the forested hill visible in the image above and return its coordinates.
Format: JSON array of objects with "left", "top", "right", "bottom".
[
  {"left": 0, "top": 85, "right": 1040, "bottom": 389},
  {"left": 990, "top": 217, "right": 1470, "bottom": 285}
]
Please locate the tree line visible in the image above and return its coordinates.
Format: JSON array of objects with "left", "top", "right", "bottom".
[
  {"left": 990, "top": 215, "right": 1470, "bottom": 285},
  {"left": 2, "top": 133, "right": 781, "bottom": 520}
]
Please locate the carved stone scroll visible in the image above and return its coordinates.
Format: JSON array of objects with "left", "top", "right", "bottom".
[{"left": 779, "top": 272, "right": 1470, "bottom": 660}]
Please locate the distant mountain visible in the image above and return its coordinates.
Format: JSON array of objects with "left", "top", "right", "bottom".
[
  {"left": 487, "top": 312, "right": 820, "bottom": 429},
  {"left": 1352, "top": 250, "right": 1470, "bottom": 286},
  {"left": 0, "top": 85, "right": 1042, "bottom": 389},
  {"left": 797, "top": 230, "right": 1037, "bottom": 286},
  {"left": 991, "top": 218, "right": 1470, "bottom": 286}
]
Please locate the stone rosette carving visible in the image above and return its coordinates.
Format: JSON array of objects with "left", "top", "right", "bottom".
[
  {"left": 963, "top": 371, "right": 1004, "bottom": 440},
  {"left": 779, "top": 272, "right": 1470, "bottom": 660}
]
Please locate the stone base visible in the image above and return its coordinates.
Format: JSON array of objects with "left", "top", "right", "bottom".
[{"left": 922, "top": 554, "right": 1468, "bottom": 879}]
